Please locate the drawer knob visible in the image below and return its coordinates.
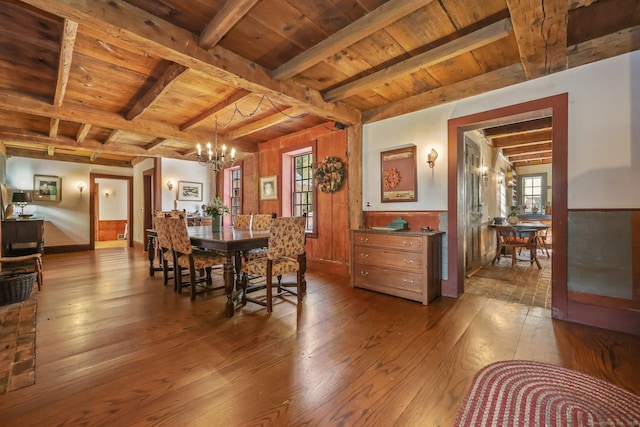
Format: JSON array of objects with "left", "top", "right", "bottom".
[
  {"left": 360, "top": 271, "right": 369, "bottom": 277},
  {"left": 360, "top": 253, "right": 369, "bottom": 258},
  {"left": 403, "top": 259, "right": 413, "bottom": 264},
  {"left": 402, "top": 241, "right": 413, "bottom": 247},
  {"left": 403, "top": 279, "right": 414, "bottom": 285},
  {"left": 360, "top": 237, "right": 369, "bottom": 242}
]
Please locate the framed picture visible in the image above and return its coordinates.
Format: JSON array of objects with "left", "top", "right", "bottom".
[
  {"left": 381, "top": 145, "right": 417, "bottom": 202},
  {"left": 260, "top": 176, "right": 278, "bottom": 200},
  {"left": 177, "top": 181, "right": 203, "bottom": 201},
  {"left": 34, "top": 175, "right": 61, "bottom": 202}
]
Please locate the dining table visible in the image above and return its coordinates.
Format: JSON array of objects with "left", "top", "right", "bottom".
[{"left": 146, "top": 225, "right": 305, "bottom": 317}]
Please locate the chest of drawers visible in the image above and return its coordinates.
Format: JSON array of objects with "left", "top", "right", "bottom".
[{"left": 351, "top": 229, "right": 443, "bottom": 305}]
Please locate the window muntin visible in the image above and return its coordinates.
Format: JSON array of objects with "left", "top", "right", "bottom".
[{"left": 292, "top": 152, "right": 313, "bottom": 232}]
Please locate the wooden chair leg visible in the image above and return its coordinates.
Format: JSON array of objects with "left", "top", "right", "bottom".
[
  {"left": 35, "top": 257, "right": 43, "bottom": 290},
  {"left": 266, "top": 263, "right": 273, "bottom": 313}
]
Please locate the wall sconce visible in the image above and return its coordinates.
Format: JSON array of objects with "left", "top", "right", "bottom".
[
  {"left": 427, "top": 148, "right": 438, "bottom": 168},
  {"left": 104, "top": 191, "right": 110, "bottom": 198},
  {"left": 166, "top": 180, "right": 173, "bottom": 190},
  {"left": 77, "top": 183, "right": 85, "bottom": 193},
  {"left": 482, "top": 165, "right": 489, "bottom": 184}
]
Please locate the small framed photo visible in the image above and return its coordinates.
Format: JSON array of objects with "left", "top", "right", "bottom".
[
  {"left": 177, "top": 181, "right": 203, "bottom": 201},
  {"left": 381, "top": 145, "right": 417, "bottom": 202},
  {"left": 260, "top": 176, "right": 278, "bottom": 200},
  {"left": 34, "top": 175, "right": 61, "bottom": 202}
]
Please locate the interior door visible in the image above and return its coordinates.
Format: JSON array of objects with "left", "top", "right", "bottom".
[{"left": 464, "top": 138, "right": 483, "bottom": 274}]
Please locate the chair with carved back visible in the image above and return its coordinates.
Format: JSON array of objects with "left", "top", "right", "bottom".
[
  {"left": 165, "top": 216, "right": 227, "bottom": 300},
  {"left": 233, "top": 214, "right": 252, "bottom": 230},
  {"left": 153, "top": 210, "right": 187, "bottom": 289},
  {"left": 492, "top": 225, "right": 541, "bottom": 269},
  {"left": 240, "top": 216, "right": 306, "bottom": 313}
]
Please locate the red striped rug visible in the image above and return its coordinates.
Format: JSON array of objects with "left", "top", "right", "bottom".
[{"left": 454, "top": 360, "right": 640, "bottom": 427}]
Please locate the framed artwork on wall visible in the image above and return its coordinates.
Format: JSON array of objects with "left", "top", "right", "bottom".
[
  {"left": 34, "top": 175, "right": 61, "bottom": 202},
  {"left": 177, "top": 181, "right": 203, "bottom": 201},
  {"left": 381, "top": 145, "right": 417, "bottom": 202},
  {"left": 260, "top": 176, "right": 278, "bottom": 200}
]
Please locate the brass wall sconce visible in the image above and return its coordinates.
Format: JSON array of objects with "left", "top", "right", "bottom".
[
  {"left": 104, "top": 191, "right": 110, "bottom": 198},
  {"left": 482, "top": 166, "right": 489, "bottom": 184},
  {"left": 166, "top": 180, "right": 173, "bottom": 190},
  {"left": 427, "top": 148, "right": 438, "bottom": 168},
  {"left": 77, "top": 182, "right": 85, "bottom": 193}
]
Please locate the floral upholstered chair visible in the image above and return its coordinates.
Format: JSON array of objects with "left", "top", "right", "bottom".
[
  {"left": 165, "top": 216, "right": 227, "bottom": 300},
  {"left": 250, "top": 214, "right": 274, "bottom": 230},
  {"left": 240, "top": 216, "right": 306, "bottom": 313},
  {"left": 153, "top": 215, "right": 176, "bottom": 289},
  {"left": 233, "top": 214, "right": 252, "bottom": 230}
]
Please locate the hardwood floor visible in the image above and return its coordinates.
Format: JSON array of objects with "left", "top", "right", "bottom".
[{"left": 1, "top": 247, "right": 639, "bottom": 426}]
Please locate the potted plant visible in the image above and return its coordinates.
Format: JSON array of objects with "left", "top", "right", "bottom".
[
  {"left": 508, "top": 206, "right": 519, "bottom": 225},
  {"left": 204, "top": 197, "right": 229, "bottom": 230}
]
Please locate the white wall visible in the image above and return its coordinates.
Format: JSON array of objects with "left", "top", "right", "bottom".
[
  {"left": 161, "top": 158, "right": 215, "bottom": 215},
  {"left": 363, "top": 50, "right": 640, "bottom": 210},
  {"left": 6, "top": 157, "right": 131, "bottom": 246},
  {"left": 96, "top": 178, "right": 128, "bottom": 220}
]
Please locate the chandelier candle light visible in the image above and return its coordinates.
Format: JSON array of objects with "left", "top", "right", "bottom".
[{"left": 196, "top": 121, "right": 236, "bottom": 172}]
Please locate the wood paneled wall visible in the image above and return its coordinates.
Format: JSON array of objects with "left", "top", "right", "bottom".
[
  {"left": 256, "top": 123, "right": 349, "bottom": 267},
  {"left": 97, "top": 220, "right": 127, "bottom": 241}
]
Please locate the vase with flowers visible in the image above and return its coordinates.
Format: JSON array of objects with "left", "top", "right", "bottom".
[{"left": 204, "top": 197, "right": 229, "bottom": 230}]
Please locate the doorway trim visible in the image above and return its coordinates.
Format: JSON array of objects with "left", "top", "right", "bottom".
[
  {"left": 446, "top": 93, "right": 568, "bottom": 319},
  {"left": 89, "top": 173, "right": 134, "bottom": 250}
]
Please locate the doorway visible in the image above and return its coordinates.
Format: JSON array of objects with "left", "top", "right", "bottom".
[
  {"left": 89, "top": 173, "right": 133, "bottom": 250},
  {"left": 446, "top": 94, "right": 568, "bottom": 319}
]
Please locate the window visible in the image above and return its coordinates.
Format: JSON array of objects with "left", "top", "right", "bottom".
[
  {"left": 230, "top": 167, "right": 241, "bottom": 221},
  {"left": 520, "top": 173, "right": 547, "bottom": 213},
  {"left": 281, "top": 141, "right": 317, "bottom": 235},
  {"left": 293, "top": 152, "right": 313, "bottom": 232}
]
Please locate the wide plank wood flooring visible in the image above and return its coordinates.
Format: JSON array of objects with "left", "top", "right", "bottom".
[{"left": 0, "top": 247, "right": 639, "bottom": 426}]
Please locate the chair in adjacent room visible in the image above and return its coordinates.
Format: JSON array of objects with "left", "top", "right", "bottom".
[
  {"left": 492, "top": 225, "right": 541, "bottom": 269},
  {"left": 239, "top": 216, "right": 306, "bottom": 313},
  {"left": 165, "top": 216, "right": 227, "bottom": 300}
]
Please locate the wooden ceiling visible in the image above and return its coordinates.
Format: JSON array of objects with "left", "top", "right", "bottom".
[{"left": 0, "top": 0, "right": 638, "bottom": 168}]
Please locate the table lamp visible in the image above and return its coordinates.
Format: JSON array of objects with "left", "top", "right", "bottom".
[{"left": 12, "top": 191, "right": 32, "bottom": 217}]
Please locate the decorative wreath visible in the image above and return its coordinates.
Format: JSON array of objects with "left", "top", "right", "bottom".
[
  {"left": 383, "top": 168, "right": 401, "bottom": 191},
  {"left": 314, "top": 156, "right": 345, "bottom": 193}
]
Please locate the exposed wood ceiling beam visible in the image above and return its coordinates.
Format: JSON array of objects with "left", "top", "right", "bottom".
[
  {"left": 0, "top": 127, "right": 189, "bottom": 160},
  {"left": 125, "top": 63, "right": 187, "bottom": 120},
  {"left": 49, "top": 118, "right": 60, "bottom": 138},
  {"left": 7, "top": 147, "right": 132, "bottom": 167},
  {"left": 483, "top": 117, "right": 552, "bottom": 138},
  {"left": 567, "top": 24, "right": 640, "bottom": 68},
  {"left": 513, "top": 158, "right": 552, "bottom": 167},
  {"left": 0, "top": 89, "right": 258, "bottom": 153},
  {"left": 19, "top": 0, "right": 361, "bottom": 126},
  {"left": 145, "top": 138, "right": 168, "bottom": 151},
  {"left": 491, "top": 129, "right": 553, "bottom": 148},
  {"left": 105, "top": 129, "right": 121, "bottom": 144},
  {"left": 199, "top": 0, "right": 260, "bottom": 49},
  {"left": 272, "top": 0, "right": 436, "bottom": 80},
  {"left": 502, "top": 142, "right": 552, "bottom": 156},
  {"left": 510, "top": 151, "right": 553, "bottom": 162},
  {"left": 180, "top": 90, "right": 251, "bottom": 131},
  {"left": 506, "top": 0, "right": 569, "bottom": 79},
  {"left": 89, "top": 152, "right": 100, "bottom": 161},
  {"left": 47, "top": 145, "right": 55, "bottom": 156},
  {"left": 363, "top": 63, "right": 526, "bottom": 123},
  {"left": 225, "top": 107, "right": 305, "bottom": 140},
  {"left": 569, "top": 0, "right": 599, "bottom": 9},
  {"left": 53, "top": 19, "right": 78, "bottom": 107},
  {"left": 76, "top": 123, "right": 91, "bottom": 142},
  {"left": 323, "top": 18, "right": 513, "bottom": 102}
]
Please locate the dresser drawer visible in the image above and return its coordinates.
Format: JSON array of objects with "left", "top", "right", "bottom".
[
  {"left": 352, "top": 247, "right": 423, "bottom": 272},
  {"left": 353, "top": 263, "right": 424, "bottom": 302},
  {"left": 352, "top": 231, "right": 423, "bottom": 252}
]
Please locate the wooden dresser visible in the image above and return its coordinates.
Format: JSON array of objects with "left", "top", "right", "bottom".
[
  {"left": 1, "top": 218, "right": 45, "bottom": 257},
  {"left": 351, "top": 229, "right": 444, "bottom": 305}
]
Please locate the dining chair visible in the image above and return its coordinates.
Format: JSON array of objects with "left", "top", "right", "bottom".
[
  {"left": 165, "top": 216, "right": 227, "bottom": 300},
  {"left": 250, "top": 214, "right": 274, "bottom": 230},
  {"left": 153, "top": 214, "right": 176, "bottom": 289},
  {"left": 239, "top": 216, "right": 306, "bottom": 313},
  {"left": 492, "top": 225, "right": 541, "bottom": 269},
  {"left": 233, "top": 214, "right": 252, "bottom": 229},
  {"left": 0, "top": 253, "right": 43, "bottom": 291}
]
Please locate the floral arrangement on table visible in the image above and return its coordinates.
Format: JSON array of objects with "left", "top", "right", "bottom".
[
  {"left": 314, "top": 156, "right": 345, "bottom": 193},
  {"left": 204, "top": 197, "right": 229, "bottom": 217}
]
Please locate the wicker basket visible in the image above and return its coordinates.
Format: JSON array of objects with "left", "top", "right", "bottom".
[{"left": 0, "top": 271, "right": 36, "bottom": 306}]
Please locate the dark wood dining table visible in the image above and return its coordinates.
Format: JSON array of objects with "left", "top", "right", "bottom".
[{"left": 146, "top": 225, "right": 303, "bottom": 317}]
